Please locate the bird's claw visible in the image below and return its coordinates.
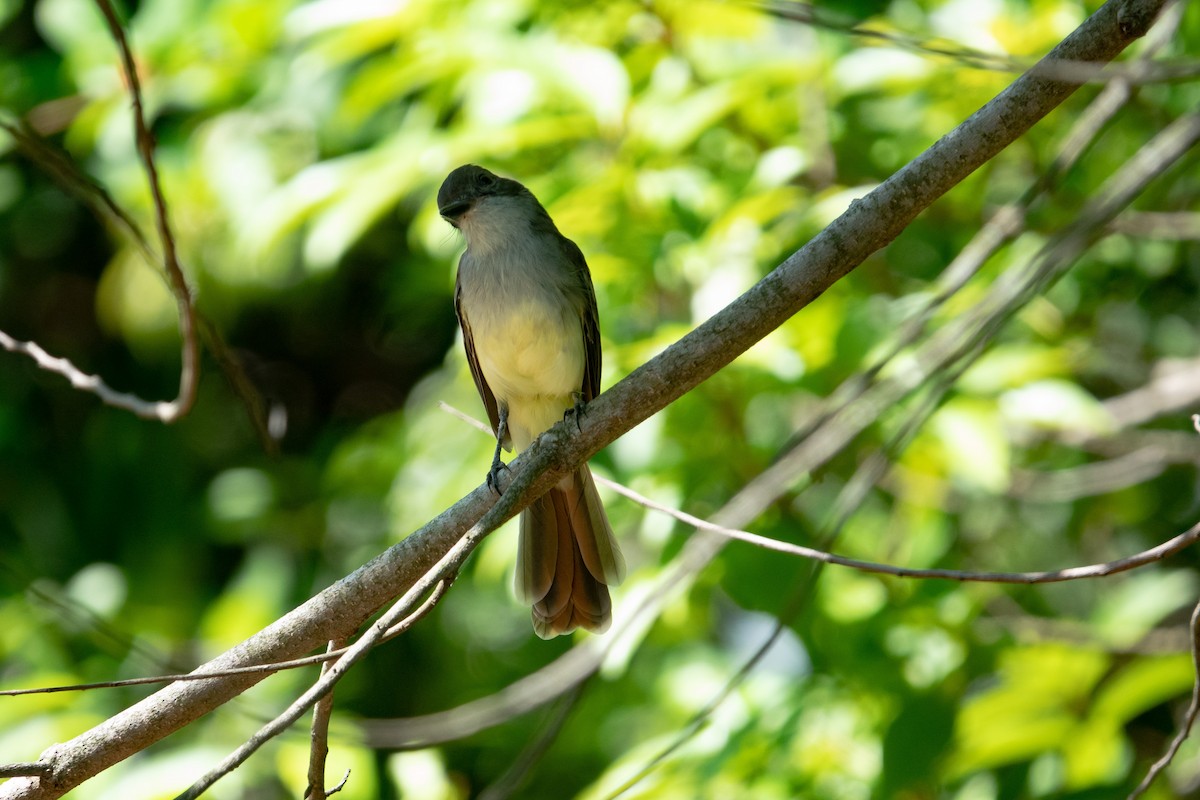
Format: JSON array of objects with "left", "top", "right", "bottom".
[
  {"left": 486, "top": 458, "right": 510, "bottom": 495},
  {"left": 563, "top": 392, "right": 586, "bottom": 433}
]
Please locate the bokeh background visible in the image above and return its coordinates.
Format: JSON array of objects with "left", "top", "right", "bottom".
[{"left": 2, "top": 0, "right": 1200, "bottom": 797}]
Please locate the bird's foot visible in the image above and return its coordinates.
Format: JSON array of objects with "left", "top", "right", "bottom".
[
  {"left": 486, "top": 455, "right": 510, "bottom": 495},
  {"left": 563, "top": 392, "right": 587, "bottom": 433}
]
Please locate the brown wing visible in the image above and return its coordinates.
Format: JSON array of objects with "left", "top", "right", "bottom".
[
  {"left": 560, "top": 237, "right": 602, "bottom": 402},
  {"left": 454, "top": 264, "right": 505, "bottom": 446}
]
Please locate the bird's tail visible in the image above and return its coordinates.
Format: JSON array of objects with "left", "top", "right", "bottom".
[{"left": 516, "top": 465, "right": 625, "bottom": 638}]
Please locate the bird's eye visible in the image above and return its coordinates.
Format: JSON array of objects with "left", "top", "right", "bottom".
[{"left": 478, "top": 173, "right": 496, "bottom": 189}]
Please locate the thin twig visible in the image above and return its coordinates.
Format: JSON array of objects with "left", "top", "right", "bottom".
[
  {"left": 604, "top": 350, "right": 1013, "bottom": 798},
  {"left": 1109, "top": 210, "right": 1200, "bottom": 239},
  {"left": 773, "top": 11, "right": 1155, "bottom": 464},
  {"left": 305, "top": 639, "right": 347, "bottom": 800},
  {"left": 0, "top": 766, "right": 52, "bottom": 780},
  {"left": 174, "top": 572, "right": 457, "bottom": 800},
  {"left": 0, "top": 116, "right": 155, "bottom": 258},
  {"left": 0, "top": 652, "right": 332, "bottom": 699},
  {"left": 0, "top": 579, "right": 451, "bottom": 698},
  {"left": 437, "top": 399, "right": 1200, "bottom": 587},
  {"left": 93, "top": 0, "right": 197, "bottom": 421},
  {"left": 384, "top": 392, "right": 1195, "bottom": 756},
  {"left": 605, "top": 324, "right": 1193, "bottom": 796},
  {"left": 0, "top": 332, "right": 178, "bottom": 420},
  {"left": 0, "top": 114, "right": 275, "bottom": 444},
  {"left": 1130, "top": 407, "right": 1200, "bottom": 795},
  {"left": 754, "top": 0, "right": 1191, "bottom": 84},
  {"left": 439, "top": 401, "right": 493, "bottom": 435},
  {"left": 1128, "top": 598, "right": 1200, "bottom": 799},
  {"left": 602, "top": 476, "right": 1200, "bottom": 584},
  {"left": 325, "top": 770, "right": 351, "bottom": 797},
  {"left": 1104, "top": 357, "right": 1200, "bottom": 429},
  {"left": 1, "top": 1, "right": 199, "bottom": 422}
]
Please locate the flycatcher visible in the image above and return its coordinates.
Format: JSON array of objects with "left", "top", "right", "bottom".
[{"left": 437, "top": 164, "right": 625, "bottom": 638}]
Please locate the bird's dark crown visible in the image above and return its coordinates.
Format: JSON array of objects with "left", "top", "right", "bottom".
[{"left": 437, "top": 164, "right": 527, "bottom": 223}]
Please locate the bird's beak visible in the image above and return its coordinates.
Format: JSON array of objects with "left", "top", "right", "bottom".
[{"left": 438, "top": 198, "right": 472, "bottom": 227}]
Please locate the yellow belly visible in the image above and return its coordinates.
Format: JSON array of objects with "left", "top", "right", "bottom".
[{"left": 473, "top": 300, "right": 584, "bottom": 450}]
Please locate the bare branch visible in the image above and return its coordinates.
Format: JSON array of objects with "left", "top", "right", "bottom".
[
  {"left": 0, "top": 766, "right": 52, "bottom": 780},
  {"left": 603, "top": 476, "right": 1200, "bottom": 584},
  {"left": 439, "top": 400, "right": 494, "bottom": 435},
  {"left": 382, "top": 34, "right": 1177, "bottom": 756},
  {"left": 369, "top": 351, "right": 1184, "bottom": 757},
  {"left": 754, "top": 0, "right": 1193, "bottom": 84},
  {"left": 91, "top": 0, "right": 198, "bottom": 422},
  {"left": 757, "top": 109, "right": 1200, "bottom": 507},
  {"left": 1109, "top": 211, "right": 1200, "bottom": 239},
  {"left": 396, "top": 348, "right": 1192, "bottom": 760},
  {"left": 601, "top": 312, "right": 1188, "bottom": 796},
  {"left": 1009, "top": 447, "right": 1170, "bottom": 502},
  {"left": 1104, "top": 357, "right": 1200, "bottom": 428},
  {"left": 0, "top": 2, "right": 199, "bottom": 424},
  {"left": 0, "top": 2, "right": 198, "bottom": 423},
  {"left": 774, "top": 0, "right": 1164, "bottom": 470},
  {"left": 0, "top": 117, "right": 275, "bottom": 444},
  {"left": 1129, "top": 598, "right": 1200, "bottom": 799},
  {"left": 0, "top": 116, "right": 155, "bottom": 259},
  {"left": 366, "top": 424, "right": 1195, "bottom": 756},
  {"left": 0, "top": 654, "right": 333, "bottom": 699},
  {"left": 305, "top": 639, "right": 346, "bottom": 800},
  {"left": 0, "top": 578, "right": 451, "bottom": 698},
  {"left": 0, "top": 332, "right": 183, "bottom": 421},
  {"left": 175, "top": 571, "right": 456, "bottom": 799},
  {"left": 325, "top": 771, "right": 351, "bottom": 797}
]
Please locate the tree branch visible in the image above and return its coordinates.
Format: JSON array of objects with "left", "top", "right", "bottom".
[
  {"left": 173, "top": 569, "right": 459, "bottom": 799},
  {"left": 0, "top": 767, "right": 51, "bottom": 781},
  {"left": 0, "top": 576, "right": 452, "bottom": 699},
  {"left": 755, "top": 0, "right": 1193, "bottom": 83},
  {"left": 1109, "top": 210, "right": 1200, "bottom": 239},
  {"left": 305, "top": 640, "right": 346, "bottom": 800},
  {"left": 1128, "top": 597, "right": 1200, "bottom": 799},
  {"left": 0, "top": 114, "right": 276, "bottom": 445},
  {"left": 0, "top": 1, "right": 1165, "bottom": 796},
  {"left": 1104, "top": 356, "right": 1200, "bottom": 428},
  {"left": 0, "top": 1, "right": 199, "bottom": 423},
  {"left": 92, "top": 0, "right": 198, "bottom": 422},
  {"left": 603, "top": 476, "right": 1200, "bottom": 584}
]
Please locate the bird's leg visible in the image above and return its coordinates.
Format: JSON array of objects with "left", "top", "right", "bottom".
[
  {"left": 563, "top": 391, "right": 587, "bottom": 433},
  {"left": 487, "top": 406, "right": 510, "bottom": 494}
]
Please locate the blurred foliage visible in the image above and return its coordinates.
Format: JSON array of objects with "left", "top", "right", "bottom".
[{"left": 2, "top": 0, "right": 1200, "bottom": 798}]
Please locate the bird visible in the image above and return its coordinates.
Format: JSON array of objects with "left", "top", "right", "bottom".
[{"left": 437, "top": 164, "right": 625, "bottom": 638}]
